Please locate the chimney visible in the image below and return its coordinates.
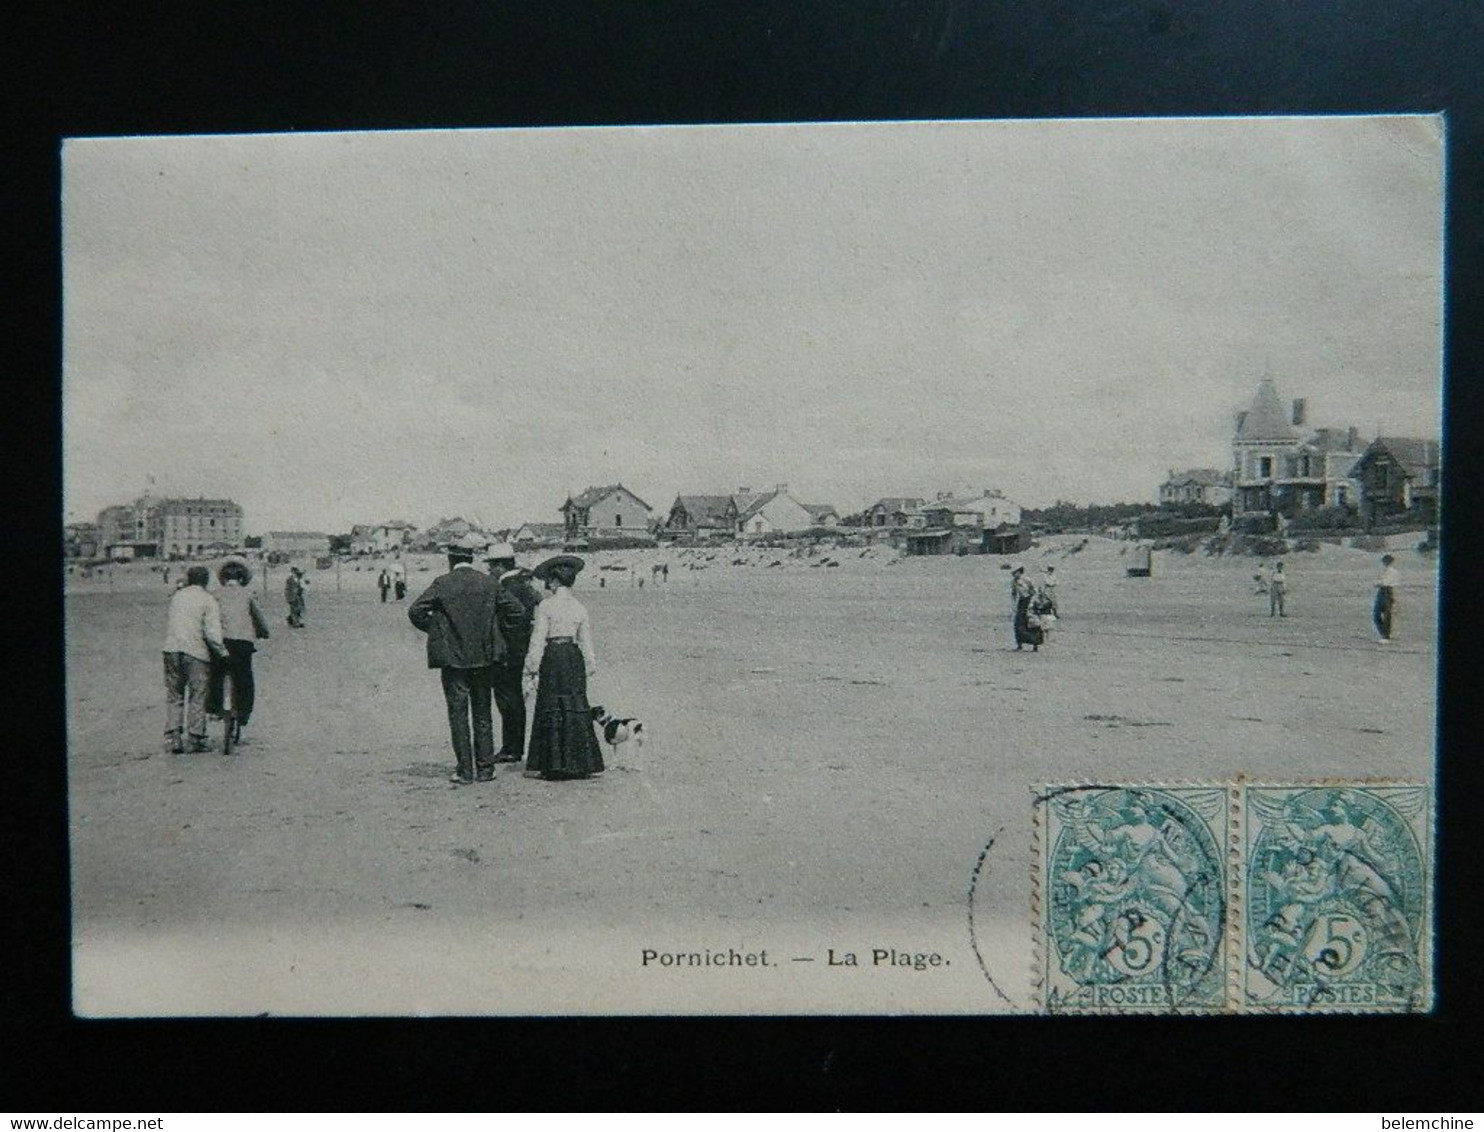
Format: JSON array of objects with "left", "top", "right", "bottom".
[
  {"left": 1235, "top": 411, "right": 1248, "bottom": 434},
  {"left": 1347, "top": 426, "right": 1359, "bottom": 451},
  {"left": 1292, "top": 398, "right": 1307, "bottom": 426},
  {"left": 775, "top": 483, "right": 788, "bottom": 494},
  {"left": 738, "top": 486, "right": 751, "bottom": 495}
]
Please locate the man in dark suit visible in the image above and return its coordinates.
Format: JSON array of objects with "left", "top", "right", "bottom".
[
  {"left": 484, "top": 542, "right": 543, "bottom": 763},
  {"left": 408, "top": 535, "right": 514, "bottom": 784}
]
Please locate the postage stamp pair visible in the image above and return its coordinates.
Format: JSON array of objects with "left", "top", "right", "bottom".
[{"left": 1034, "top": 783, "right": 1432, "bottom": 1013}]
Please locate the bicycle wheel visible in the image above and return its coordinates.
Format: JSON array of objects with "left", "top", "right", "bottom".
[{"left": 221, "top": 668, "right": 236, "bottom": 755}]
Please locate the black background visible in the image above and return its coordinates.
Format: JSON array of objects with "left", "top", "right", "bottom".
[{"left": 9, "top": 0, "right": 1483, "bottom": 1112}]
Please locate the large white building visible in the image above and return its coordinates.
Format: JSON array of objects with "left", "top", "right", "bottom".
[{"left": 95, "top": 494, "right": 244, "bottom": 559}]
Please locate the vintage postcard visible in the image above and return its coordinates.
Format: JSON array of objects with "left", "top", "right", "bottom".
[{"left": 62, "top": 116, "right": 1442, "bottom": 1015}]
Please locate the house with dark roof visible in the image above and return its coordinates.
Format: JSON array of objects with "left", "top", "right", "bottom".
[
  {"left": 1232, "top": 379, "right": 1366, "bottom": 516},
  {"left": 1352, "top": 437, "right": 1441, "bottom": 529},
  {"left": 561, "top": 484, "right": 653, "bottom": 537},
  {"left": 664, "top": 494, "right": 738, "bottom": 539},
  {"left": 1159, "top": 468, "right": 1234, "bottom": 507},
  {"left": 862, "top": 497, "right": 926, "bottom": 528}
]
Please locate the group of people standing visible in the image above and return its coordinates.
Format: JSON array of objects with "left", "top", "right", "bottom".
[
  {"left": 407, "top": 536, "right": 606, "bottom": 785},
  {"left": 1009, "top": 564, "right": 1058, "bottom": 652}
]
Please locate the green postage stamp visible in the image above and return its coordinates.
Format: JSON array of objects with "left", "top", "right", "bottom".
[{"left": 1035, "top": 782, "right": 1432, "bottom": 1014}]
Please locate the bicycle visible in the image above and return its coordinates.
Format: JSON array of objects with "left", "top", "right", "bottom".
[{"left": 212, "top": 662, "right": 241, "bottom": 755}]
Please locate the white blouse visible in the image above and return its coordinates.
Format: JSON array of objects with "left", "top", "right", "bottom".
[{"left": 523, "top": 587, "right": 597, "bottom": 676}]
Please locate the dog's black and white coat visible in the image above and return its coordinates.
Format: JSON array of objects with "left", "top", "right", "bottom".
[{"left": 590, "top": 706, "right": 644, "bottom": 753}]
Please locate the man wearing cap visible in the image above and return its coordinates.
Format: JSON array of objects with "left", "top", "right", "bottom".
[
  {"left": 162, "top": 565, "right": 230, "bottom": 753},
  {"left": 407, "top": 534, "right": 511, "bottom": 784},
  {"left": 485, "top": 542, "right": 542, "bottom": 763}
]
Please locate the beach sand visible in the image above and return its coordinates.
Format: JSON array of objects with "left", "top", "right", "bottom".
[{"left": 66, "top": 536, "right": 1437, "bottom": 1014}]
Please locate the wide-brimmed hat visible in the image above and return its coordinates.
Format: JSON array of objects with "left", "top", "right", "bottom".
[
  {"left": 444, "top": 533, "right": 488, "bottom": 556},
  {"left": 533, "top": 554, "right": 585, "bottom": 581},
  {"left": 217, "top": 554, "right": 254, "bottom": 584},
  {"left": 484, "top": 541, "right": 516, "bottom": 561}
]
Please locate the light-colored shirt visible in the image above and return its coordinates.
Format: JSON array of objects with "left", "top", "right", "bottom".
[
  {"left": 163, "top": 585, "right": 227, "bottom": 661},
  {"left": 1377, "top": 566, "right": 1400, "bottom": 589},
  {"left": 524, "top": 587, "right": 596, "bottom": 676},
  {"left": 216, "top": 581, "right": 269, "bottom": 642}
]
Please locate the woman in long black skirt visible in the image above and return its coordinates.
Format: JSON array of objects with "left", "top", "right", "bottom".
[
  {"left": 522, "top": 555, "right": 605, "bottom": 780},
  {"left": 1010, "top": 564, "right": 1043, "bottom": 651}
]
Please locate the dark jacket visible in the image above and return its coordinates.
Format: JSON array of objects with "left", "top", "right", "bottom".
[
  {"left": 407, "top": 566, "right": 511, "bottom": 669},
  {"left": 494, "top": 570, "right": 542, "bottom": 666}
]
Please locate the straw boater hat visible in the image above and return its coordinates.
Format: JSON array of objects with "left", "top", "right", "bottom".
[
  {"left": 218, "top": 555, "right": 254, "bottom": 584},
  {"left": 533, "top": 554, "right": 585, "bottom": 581},
  {"left": 484, "top": 542, "right": 517, "bottom": 561}
]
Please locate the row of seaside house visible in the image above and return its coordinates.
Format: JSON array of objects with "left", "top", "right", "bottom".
[
  {"left": 64, "top": 381, "right": 1438, "bottom": 564},
  {"left": 1157, "top": 379, "right": 1441, "bottom": 532}
]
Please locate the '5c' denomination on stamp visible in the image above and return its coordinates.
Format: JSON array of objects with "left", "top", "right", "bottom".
[
  {"left": 1036, "top": 785, "right": 1229, "bottom": 1014},
  {"left": 1244, "top": 784, "right": 1432, "bottom": 1012}
]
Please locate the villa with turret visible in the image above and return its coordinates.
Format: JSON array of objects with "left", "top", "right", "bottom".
[{"left": 1231, "top": 379, "right": 1367, "bottom": 518}]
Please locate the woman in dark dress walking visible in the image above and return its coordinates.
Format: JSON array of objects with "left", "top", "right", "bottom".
[
  {"left": 1010, "top": 564, "right": 1044, "bottom": 651},
  {"left": 522, "top": 555, "right": 605, "bottom": 780}
]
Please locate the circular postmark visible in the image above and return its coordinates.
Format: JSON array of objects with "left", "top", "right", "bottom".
[{"left": 1042, "top": 786, "right": 1227, "bottom": 1012}]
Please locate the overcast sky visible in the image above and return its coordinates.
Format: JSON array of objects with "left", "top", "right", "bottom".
[{"left": 63, "top": 116, "right": 1443, "bottom": 532}]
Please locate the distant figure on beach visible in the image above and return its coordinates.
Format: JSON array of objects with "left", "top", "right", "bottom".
[
  {"left": 523, "top": 554, "right": 605, "bottom": 781},
  {"left": 392, "top": 559, "right": 407, "bottom": 601},
  {"left": 163, "top": 566, "right": 171, "bottom": 587},
  {"left": 207, "top": 556, "right": 271, "bottom": 746},
  {"left": 1010, "top": 564, "right": 1044, "bottom": 652},
  {"left": 485, "top": 542, "right": 542, "bottom": 765},
  {"left": 284, "top": 566, "right": 308, "bottom": 627},
  {"left": 408, "top": 535, "right": 510, "bottom": 785},
  {"left": 1253, "top": 571, "right": 1269, "bottom": 595},
  {"left": 1039, "top": 565, "right": 1059, "bottom": 618},
  {"left": 377, "top": 568, "right": 391, "bottom": 603},
  {"left": 162, "top": 565, "right": 228, "bottom": 753},
  {"left": 1374, "top": 554, "right": 1399, "bottom": 643},
  {"left": 1269, "top": 561, "right": 1288, "bottom": 618}
]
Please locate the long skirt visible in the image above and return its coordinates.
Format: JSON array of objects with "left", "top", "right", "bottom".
[
  {"left": 1373, "top": 587, "right": 1395, "bottom": 640},
  {"left": 526, "top": 641, "right": 605, "bottom": 778},
  {"left": 1013, "top": 597, "right": 1044, "bottom": 647}
]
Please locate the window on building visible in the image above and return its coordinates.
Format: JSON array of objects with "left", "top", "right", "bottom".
[
  {"left": 1259, "top": 457, "right": 1273, "bottom": 478},
  {"left": 616, "top": 513, "right": 622, "bottom": 527}
]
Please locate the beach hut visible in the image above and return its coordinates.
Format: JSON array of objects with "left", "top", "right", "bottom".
[{"left": 1126, "top": 545, "right": 1153, "bottom": 577}]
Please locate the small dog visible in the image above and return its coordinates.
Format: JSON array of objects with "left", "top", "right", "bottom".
[{"left": 590, "top": 705, "right": 645, "bottom": 758}]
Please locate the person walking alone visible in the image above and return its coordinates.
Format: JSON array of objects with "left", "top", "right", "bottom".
[
  {"left": 1374, "top": 553, "right": 1399, "bottom": 642},
  {"left": 408, "top": 535, "right": 511, "bottom": 785},
  {"left": 1269, "top": 561, "right": 1288, "bottom": 618},
  {"left": 378, "top": 568, "right": 391, "bottom": 603},
  {"left": 284, "top": 566, "right": 308, "bottom": 627},
  {"left": 162, "top": 565, "right": 229, "bottom": 753}
]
